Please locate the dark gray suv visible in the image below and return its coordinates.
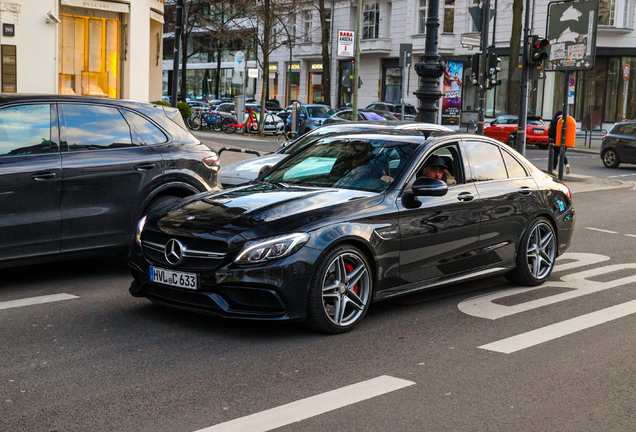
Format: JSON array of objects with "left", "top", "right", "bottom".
[
  {"left": 0, "top": 95, "right": 220, "bottom": 267},
  {"left": 600, "top": 121, "right": 636, "bottom": 168}
]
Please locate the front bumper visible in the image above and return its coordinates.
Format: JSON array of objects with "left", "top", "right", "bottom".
[{"left": 128, "top": 241, "right": 321, "bottom": 321}]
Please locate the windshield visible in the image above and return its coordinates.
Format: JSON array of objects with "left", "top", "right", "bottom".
[
  {"left": 281, "top": 125, "right": 392, "bottom": 155},
  {"left": 306, "top": 106, "right": 336, "bottom": 118},
  {"left": 364, "top": 112, "right": 385, "bottom": 121},
  {"left": 265, "top": 138, "right": 419, "bottom": 192},
  {"left": 528, "top": 118, "right": 545, "bottom": 126}
]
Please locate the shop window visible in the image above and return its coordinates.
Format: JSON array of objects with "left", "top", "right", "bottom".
[
  {"left": 383, "top": 68, "right": 402, "bottom": 103},
  {"left": 59, "top": 15, "right": 120, "bottom": 98},
  {"left": 418, "top": 0, "right": 427, "bottom": 34},
  {"left": 443, "top": 0, "right": 455, "bottom": 33},
  {"left": 363, "top": 3, "right": 380, "bottom": 39}
]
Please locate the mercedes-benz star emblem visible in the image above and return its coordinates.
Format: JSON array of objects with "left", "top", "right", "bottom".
[{"left": 165, "top": 239, "right": 185, "bottom": 265}]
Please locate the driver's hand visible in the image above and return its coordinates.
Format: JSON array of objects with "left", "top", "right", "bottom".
[{"left": 381, "top": 175, "right": 394, "bottom": 183}]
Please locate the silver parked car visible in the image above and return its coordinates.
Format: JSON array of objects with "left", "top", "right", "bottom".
[{"left": 219, "top": 122, "right": 452, "bottom": 186}]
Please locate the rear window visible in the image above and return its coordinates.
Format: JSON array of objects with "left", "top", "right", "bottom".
[
  {"left": 364, "top": 112, "right": 385, "bottom": 121},
  {"left": 403, "top": 106, "right": 418, "bottom": 115}
]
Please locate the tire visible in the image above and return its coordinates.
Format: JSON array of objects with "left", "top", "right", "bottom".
[
  {"left": 222, "top": 119, "right": 235, "bottom": 134},
  {"left": 276, "top": 133, "right": 287, "bottom": 144},
  {"left": 505, "top": 217, "right": 557, "bottom": 286},
  {"left": 537, "top": 144, "right": 549, "bottom": 150},
  {"left": 144, "top": 195, "right": 179, "bottom": 216},
  {"left": 507, "top": 134, "right": 516, "bottom": 148},
  {"left": 602, "top": 149, "right": 620, "bottom": 168},
  {"left": 212, "top": 119, "right": 222, "bottom": 132},
  {"left": 189, "top": 115, "right": 202, "bottom": 131},
  {"left": 305, "top": 244, "right": 373, "bottom": 334}
]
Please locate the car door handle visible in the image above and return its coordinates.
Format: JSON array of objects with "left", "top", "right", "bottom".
[
  {"left": 518, "top": 186, "right": 532, "bottom": 195},
  {"left": 134, "top": 163, "right": 156, "bottom": 171},
  {"left": 457, "top": 192, "right": 474, "bottom": 202},
  {"left": 31, "top": 172, "right": 57, "bottom": 181}
]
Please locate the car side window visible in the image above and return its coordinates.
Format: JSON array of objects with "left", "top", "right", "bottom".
[
  {"left": 502, "top": 150, "right": 528, "bottom": 178},
  {"left": 122, "top": 110, "right": 168, "bottom": 145},
  {"left": 0, "top": 104, "right": 53, "bottom": 157},
  {"left": 405, "top": 144, "right": 463, "bottom": 190},
  {"left": 465, "top": 141, "right": 508, "bottom": 181},
  {"left": 339, "top": 111, "right": 353, "bottom": 121},
  {"left": 60, "top": 104, "right": 133, "bottom": 151},
  {"left": 623, "top": 124, "right": 636, "bottom": 137}
]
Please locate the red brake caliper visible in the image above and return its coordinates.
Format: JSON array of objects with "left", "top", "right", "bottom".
[{"left": 344, "top": 261, "right": 358, "bottom": 294}]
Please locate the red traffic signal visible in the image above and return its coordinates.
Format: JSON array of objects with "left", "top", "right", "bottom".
[{"left": 529, "top": 36, "right": 549, "bottom": 66}]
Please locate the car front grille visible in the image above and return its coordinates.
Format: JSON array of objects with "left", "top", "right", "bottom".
[
  {"left": 220, "top": 287, "right": 284, "bottom": 311},
  {"left": 142, "top": 231, "right": 228, "bottom": 271}
]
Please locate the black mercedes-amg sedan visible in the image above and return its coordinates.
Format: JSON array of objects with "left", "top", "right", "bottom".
[{"left": 129, "top": 132, "right": 575, "bottom": 333}]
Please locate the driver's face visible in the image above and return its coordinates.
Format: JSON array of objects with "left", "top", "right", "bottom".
[{"left": 422, "top": 165, "right": 444, "bottom": 180}]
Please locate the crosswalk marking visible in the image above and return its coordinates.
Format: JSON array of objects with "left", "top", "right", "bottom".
[
  {"left": 0, "top": 293, "right": 79, "bottom": 310},
  {"left": 479, "top": 299, "right": 636, "bottom": 354},
  {"left": 194, "top": 375, "right": 415, "bottom": 432}
]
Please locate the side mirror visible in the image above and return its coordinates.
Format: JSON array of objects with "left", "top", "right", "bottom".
[
  {"left": 412, "top": 176, "right": 448, "bottom": 197},
  {"left": 489, "top": 121, "right": 495, "bottom": 126}
]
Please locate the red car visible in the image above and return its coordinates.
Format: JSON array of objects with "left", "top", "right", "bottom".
[{"left": 484, "top": 115, "right": 550, "bottom": 149}]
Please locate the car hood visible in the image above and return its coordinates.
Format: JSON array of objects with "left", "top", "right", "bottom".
[
  {"left": 155, "top": 182, "right": 382, "bottom": 240},
  {"left": 219, "top": 154, "right": 288, "bottom": 182}
]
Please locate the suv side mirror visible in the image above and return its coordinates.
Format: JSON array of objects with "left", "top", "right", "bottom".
[{"left": 412, "top": 176, "right": 448, "bottom": 197}]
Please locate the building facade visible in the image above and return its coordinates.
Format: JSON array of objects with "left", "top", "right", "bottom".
[
  {"left": 1, "top": 0, "right": 164, "bottom": 102},
  {"left": 260, "top": 0, "right": 636, "bottom": 130}
]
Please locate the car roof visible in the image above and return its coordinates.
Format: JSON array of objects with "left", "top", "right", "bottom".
[{"left": 0, "top": 94, "right": 158, "bottom": 109}]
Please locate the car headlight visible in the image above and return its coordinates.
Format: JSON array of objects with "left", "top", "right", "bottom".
[
  {"left": 235, "top": 233, "right": 310, "bottom": 263},
  {"left": 135, "top": 215, "right": 147, "bottom": 246}
]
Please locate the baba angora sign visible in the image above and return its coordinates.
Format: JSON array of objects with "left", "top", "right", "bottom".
[{"left": 545, "top": 0, "right": 599, "bottom": 71}]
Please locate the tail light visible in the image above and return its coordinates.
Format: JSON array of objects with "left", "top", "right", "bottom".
[
  {"left": 202, "top": 153, "right": 219, "bottom": 167},
  {"left": 394, "top": 113, "right": 402, "bottom": 118},
  {"left": 559, "top": 182, "right": 572, "bottom": 201},
  {"left": 602, "top": 135, "right": 607, "bottom": 141}
]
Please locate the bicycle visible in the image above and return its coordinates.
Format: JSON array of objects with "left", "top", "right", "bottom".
[{"left": 222, "top": 109, "right": 259, "bottom": 134}]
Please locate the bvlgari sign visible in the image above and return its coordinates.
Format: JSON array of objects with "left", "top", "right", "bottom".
[{"left": 61, "top": 0, "right": 131, "bottom": 13}]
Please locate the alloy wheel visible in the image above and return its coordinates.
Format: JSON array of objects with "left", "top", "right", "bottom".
[
  {"left": 525, "top": 222, "right": 556, "bottom": 280},
  {"left": 603, "top": 150, "right": 618, "bottom": 168},
  {"left": 320, "top": 252, "right": 370, "bottom": 327}
]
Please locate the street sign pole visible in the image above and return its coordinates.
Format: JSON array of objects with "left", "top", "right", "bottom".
[
  {"left": 517, "top": 0, "right": 532, "bottom": 156},
  {"left": 352, "top": 0, "right": 363, "bottom": 118},
  {"left": 623, "top": 64, "right": 630, "bottom": 120},
  {"left": 476, "top": 0, "right": 491, "bottom": 135}
]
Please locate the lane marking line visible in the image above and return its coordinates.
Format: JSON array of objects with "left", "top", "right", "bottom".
[
  {"left": 585, "top": 227, "right": 618, "bottom": 234},
  {"left": 0, "top": 293, "right": 79, "bottom": 310},
  {"left": 626, "top": 234, "right": 636, "bottom": 238},
  {"left": 479, "top": 299, "right": 636, "bottom": 354},
  {"left": 194, "top": 375, "right": 416, "bottom": 432}
]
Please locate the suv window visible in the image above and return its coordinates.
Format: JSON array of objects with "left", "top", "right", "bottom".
[
  {"left": 61, "top": 104, "right": 133, "bottom": 151},
  {"left": 0, "top": 104, "right": 53, "bottom": 157},
  {"left": 466, "top": 141, "right": 508, "bottom": 181},
  {"left": 122, "top": 110, "right": 168, "bottom": 145}
]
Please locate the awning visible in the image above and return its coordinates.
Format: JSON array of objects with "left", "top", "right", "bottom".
[{"left": 61, "top": 0, "right": 130, "bottom": 14}]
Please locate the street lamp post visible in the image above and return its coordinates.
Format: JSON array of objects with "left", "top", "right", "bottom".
[{"left": 414, "top": 0, "right": 444, "bottom": 123}]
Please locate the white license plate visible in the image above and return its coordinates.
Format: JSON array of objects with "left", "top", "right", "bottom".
[
  {"left": 533, "top": 129, "right": 544, "bottom": 134},
  {"left": 150, "top": 266, "right": 199, "bottom": 290}
]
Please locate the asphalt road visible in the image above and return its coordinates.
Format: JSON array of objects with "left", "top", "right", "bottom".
[{"left": 3, "top": 139, "right": 636, "bottom": 431}]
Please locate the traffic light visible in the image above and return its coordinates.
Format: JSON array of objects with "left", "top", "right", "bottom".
[
  {"left": 528, "top": 35, "right": 549, "bottom": 67},
  {"left": 470, "top": 54, "right": 480, "bottom": 86},
  {"left": 485, "top": 53, "right": 502, "bottom": 89}
]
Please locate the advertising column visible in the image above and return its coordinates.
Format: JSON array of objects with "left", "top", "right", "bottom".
[{"left": 441, "top": 61, "right": 463, "bottom": 128}]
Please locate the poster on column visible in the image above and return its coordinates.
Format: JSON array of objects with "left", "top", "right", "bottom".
[{"left": 441, "top": 61, "right": 463, "bottom": 126}]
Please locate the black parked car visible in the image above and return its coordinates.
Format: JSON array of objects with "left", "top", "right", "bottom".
[
  {"left": 600, "top": 120, "right": 636, "bottom": 168},
  {"left": 129, "top": 133, "right": 575, "bottom": 333},
  {"left": 0, "top": 95, "right": 220, "bottom": 268}
]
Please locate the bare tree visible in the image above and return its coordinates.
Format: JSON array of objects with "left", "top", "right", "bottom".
[
  {"left": 316, "top": 0, "right": 331, "bottom": 107},
  {"left": 234, "top": 0, "right": 310, "bottom": 134}
]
